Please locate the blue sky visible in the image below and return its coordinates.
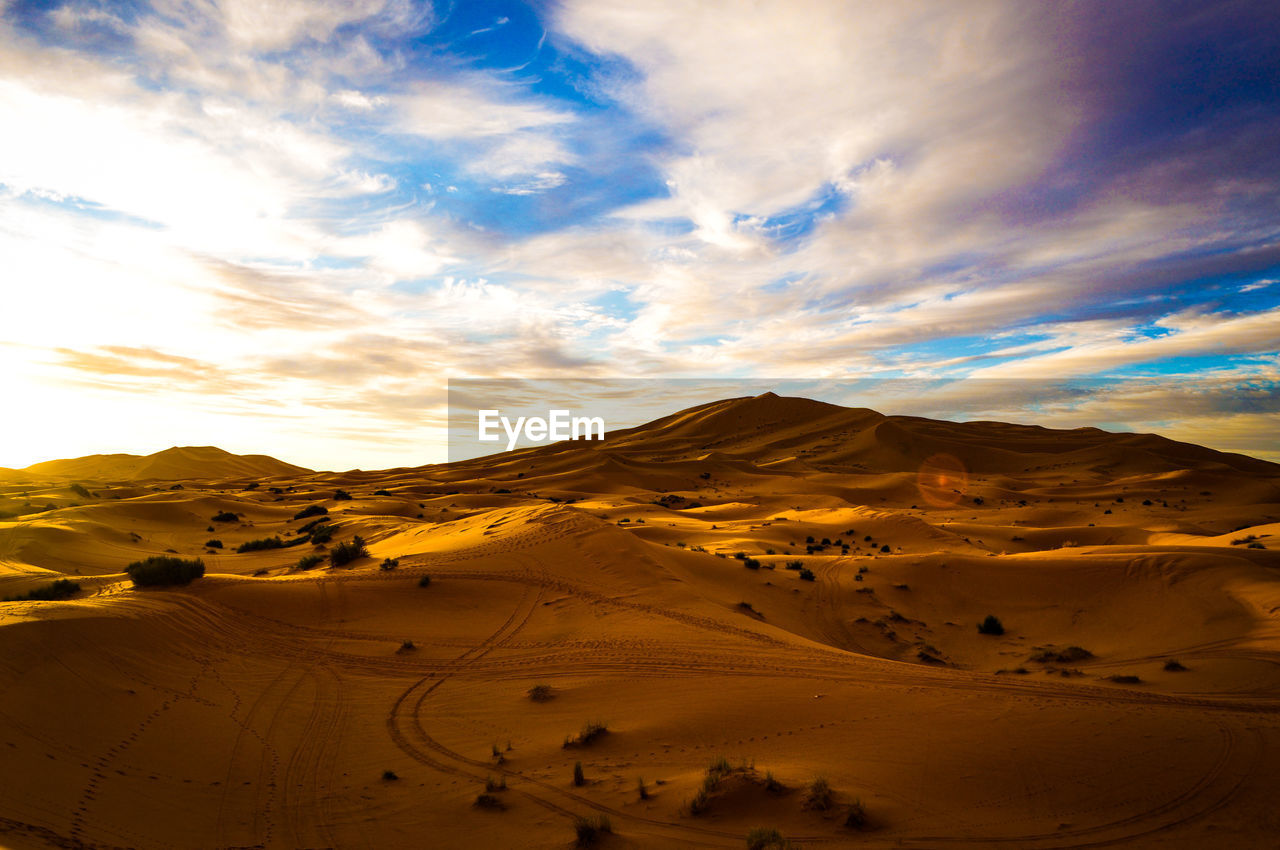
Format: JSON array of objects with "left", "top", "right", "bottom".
[{"left": 0, "top": 0, "right": 1277, "bottom": 469}]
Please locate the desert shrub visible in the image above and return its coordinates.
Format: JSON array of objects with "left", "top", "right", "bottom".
[
  {"left": 573, "top": 814, "right": 612, "bottom": 846},
  {"left": 211, "top": 511, "right": 238, "bottom": 522},
  {"left": 243, "top": 482, "right": 259, "bottom": 490},
  {"left": 380, "top": 557, "right": 399, "bottom": 571},
  {"left": 844, "top": 799, "right": 868, "bottom": 829},
  {"left": 4, "top": 579, "right": 81, "bottom": 602},
  {"left": 70, "top": 483, "right": 91, "bottom": 499},
  {"left": 1107, "top": 674, "right": 1143, "bottom": 684},
  {"left": 746, "top": 827, "right": 795, "bottom": 849},
  {"left": 236, "top": 536, "right": 285, "bottom": 553},
  {"left": 485, "top": 775, "right": 506, "bottom": 792},
  {"left": 329, "top": 535, "right": 367, "bottom": 567},
  {"left": 296, "top": 516, "right": 329, "bottom": 535},
  {"left": 374, "top": 489, "right": 392, "bottom": 496},
  {"left": 573, "top": 761, "right": 585, "bottom": 786},
  {"left": 764, "top": 771, "right": 784, "bottom": 793},
  {"left": 1248, "top": 542, "right": 1267, "bottom": 549},
  {"left": 381, "top": 769, "right": 398, "bottom": 781},
  {"left": 293, "top": 504, "right": 328, "bottom": 520},
  {"left": 880, "top": 544, "right": 891, "bottom": 553},
  {"left": 798, "top": 568, "right": 815, "bottom": 582},
  {"left": 400, "top": 639, "right": 416, "bottom": 652},
  {"left": 689, "top": 786, "right": 712, "bottom": 814},
  {"left": 295, "top": 554, "right": 324, "bottom": 570},
  {"left": 1029, "top": 646, "right": 1092, "bottom": 663},
  {"left": 977, "top": 615, "right": 1004, "bottom": 635},
  {"left": 638, "top": 775, "right": 649, "bottom": 799},
  {"left": 205, "top": 539, "right": 223, "bottom": 549},
  {"left": 474, "top": 793, "right": 505, "bottom": 810},
  {"left": 805, "top": 776, "right": 834, "bottom": 811},
  {"left": 528, "top": 684, "right": 554, "bottom": 702},
  {"left": 308, "top": 524, "right": 336, "bottom": 544},
  {"left": 1164, "top": 659, "right": 1188, "bottom": 672},
  {"left": 743, "top": 558, "right": 761, "bottom": 570},
  {"left": 569, "top": 720, "right": 608, "bottom": 746},
  {"left": 417, "top": 574, "right": 432, "bottom": 587},
  {"left": 785, "top": 560, "right": 803, "bottom": 570},
  {"left": 125, "top": 556, "right": 204, "bottom": 587},
  {"left": 333, "top": 489, "right": 353, "bottom": 501}
]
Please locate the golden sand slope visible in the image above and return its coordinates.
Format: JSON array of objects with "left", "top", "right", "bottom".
[
  {"left": 1, "top": 394, "right": 1279, "bottom": 849},
  {"left": 8, "top": 445, "right": 311, "bottom": 484}
]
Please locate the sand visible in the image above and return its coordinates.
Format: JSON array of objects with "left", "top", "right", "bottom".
[{"left": 1, "top": 393, "right": 1279, "bottom": 848}]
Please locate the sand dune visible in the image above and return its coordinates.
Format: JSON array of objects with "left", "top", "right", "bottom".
[
  {"left": 12, "top": 445, "right": 311, "bottom": 483},
  {"left": 2, "top": 394, "right": 1279, "bottom": 848}
]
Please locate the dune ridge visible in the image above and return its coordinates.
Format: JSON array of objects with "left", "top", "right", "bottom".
[{"left": 12, "top": 445, "right": 311, "bottom": 483}]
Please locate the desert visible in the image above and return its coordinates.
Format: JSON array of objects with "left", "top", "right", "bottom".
[{"left": 2, "top": 393, "right": 1279, "bottom": 848}]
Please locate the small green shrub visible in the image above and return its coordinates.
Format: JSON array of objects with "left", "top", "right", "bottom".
[
  {"left": 329, "top": 535, "right": 367, "bottom": 567},
  {"left": 205, "top": 539, "right": 223, "bottom": 549},
  {"left": 805, "top": 776, "right": 834, "bottom": 811},
  {"left": 528, "top": 684, "right": 553, "bottom": 702},
  {"left": 474, "top": 793, "right": 505, "bottom": 810},
  {"left": 3, "top": 578, "right": 81, "bottom": 602},
  {"left": 977, "top": 615, "right": 1004, "bottom": 635},
  {"left": 573, "top": 814, "right": 611, "bottom": 846},
  {"left": 785, "top": 560, "right": 803, "bottom": 570},
  {"left": 296, "top": 516, "right": 329, "bottom": 535},
  {"left": 1030, "top": 645, "right": 1092, "bottom": 663},
  {"left": 308, "top": 523, "right": 336, "bottom": 544},
  {"left": 798, "top": 568, "right": 815, "bottom": 581},
  {"left": 295, "top": 554, "right": 324, "bottom": 570},
  {"left": 236, "top": 537, "right": 285, "bottom": 553},
  {"left": 211, "top": 511, "right": 238, "bottom": 522},
  {"left": 565, "top": 720, "right": 608, "bottom": 747},
  {"left": 845, "top": 798, "right": 868, "bottom": 829},
  {"left": 380, "top": 557, "right": 399, "bottom": 571},
  {"left": 293, "top": 504, "right": 328, "bottom": 520},
  {"left": 125, "top": 556, "right": 204, "bottom": 587},
  {"left": 746, "top": 827, "right": 795, "bottom": 849}
]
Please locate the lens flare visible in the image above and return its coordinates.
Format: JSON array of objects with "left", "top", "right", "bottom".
[{"left": 916, "top": 453, "right": 968, "bottom": 508}]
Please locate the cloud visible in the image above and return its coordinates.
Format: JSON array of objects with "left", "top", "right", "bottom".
[{"left": 2, "top": 0, "right": 1278, "bottom": 467}]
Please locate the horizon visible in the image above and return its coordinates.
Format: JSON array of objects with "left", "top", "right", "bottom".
[
  {"left": 2, "top": 1, "right": 1279, "bottom": 469},
  {"left": 12, "top": 387, "right": 1280, "bottom": 473}
]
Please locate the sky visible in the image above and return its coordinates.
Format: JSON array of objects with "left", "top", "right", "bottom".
[{"left": 1, "top": 0, "right": 1278, "bottom": 470}]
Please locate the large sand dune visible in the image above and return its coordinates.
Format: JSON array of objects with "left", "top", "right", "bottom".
[{"left": 2, "top": 394, "right": 1279, "bottom": 848}]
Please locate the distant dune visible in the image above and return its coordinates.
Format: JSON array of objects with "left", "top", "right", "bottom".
[
  {"left": 14, "top": 445, "right": 312, "bottom": 482},
  {"left": 1, "top": 394, "right": 1278, "bottom": 849}
]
